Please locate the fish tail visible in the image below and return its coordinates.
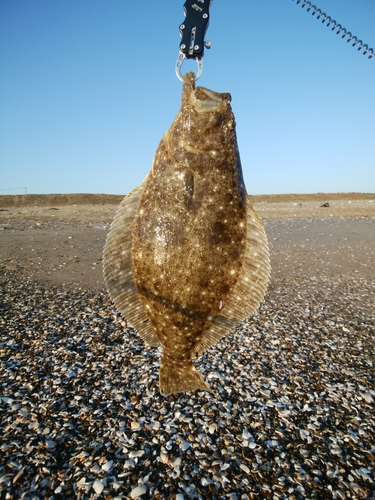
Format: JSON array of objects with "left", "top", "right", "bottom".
[{"left": 159, "top": 353, "right": 211, "bottom": 396}]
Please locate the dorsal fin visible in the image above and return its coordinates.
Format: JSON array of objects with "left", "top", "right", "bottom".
[{"left": 103, "top": 176, "right": 160, "bottom": 346}]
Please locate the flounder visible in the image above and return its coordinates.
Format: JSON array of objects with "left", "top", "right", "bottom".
[{"left": 103, "top": 72, "right": 270, "bottom": 395}]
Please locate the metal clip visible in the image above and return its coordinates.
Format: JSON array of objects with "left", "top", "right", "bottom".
[
  {"left": 175, "top": 52, "right": 204, "bottom": 81},
  {"left": 176, "top": 0, "right": 212, "bottom": 81}
]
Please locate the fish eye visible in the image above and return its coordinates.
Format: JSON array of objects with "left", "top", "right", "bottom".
[{"left": 210, "top": 112, "right": 223, "bottom": 126}]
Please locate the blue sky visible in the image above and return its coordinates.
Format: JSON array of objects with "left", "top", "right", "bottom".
[{"left": 1, "top": 0, "right": 374, "bottom": 195}]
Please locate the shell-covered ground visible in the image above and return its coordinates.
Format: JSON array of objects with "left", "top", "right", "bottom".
[
  {"left": 1, "top": 277, "right": 375, "bottom": 499},
  {"left": 0, "top": 206, "right": 374, "bottom": 499}
]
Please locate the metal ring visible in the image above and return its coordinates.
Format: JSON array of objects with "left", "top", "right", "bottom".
[{"left": 175, "top": 52, "right": 204, "bottom": 82}]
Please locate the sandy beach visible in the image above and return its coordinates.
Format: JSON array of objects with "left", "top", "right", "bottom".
[
  {"left": 0, "top": 193, "right": 374, "bottom": 499},
  {"left": 1, "top": 193, "right": 374, "bottom": 289}
]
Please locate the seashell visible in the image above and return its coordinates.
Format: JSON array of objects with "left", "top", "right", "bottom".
[
  {"left": 12, "top": 469, "right": 24, "bottom": 485},
  {"left": 129, "top": 450, "right": 145, "bottom": 458},
  {"left": 76, "top": 477, "right": 87, "bottom": 487},
  {"left": 299, "top": 429, "right": 310, "bottom": 440},
  {"left": 152, "top": 421, "right": 161, "bottom": 431},
  {"left": 40, "top": 478, "right": 50, "bottom": 488},
  {"left": 240, "top": 463, "right": 250, "bottom": 474},
  {"left": 361, "top": 392, "right": 373, "bottom": 403},
  {"left": 101, "top": 460, "right": 113, "bottom": 472},
  {"left": 124, "top": 460, "right": 135, "bottom": 469},
  {"left": 179, "top": 439, "right": 190, "bottom": 451},
  {"left": 130, "top": 484, "right": 147, "bottom": 498},
  {"left": 92, "top": 479, "right": 104, "bottom": 495},
  {"left": 170, "top": 457, "right": 182, "bottom": 467},
  {"left": 242, "top": 429, "right": 252, "bottom": 440}
]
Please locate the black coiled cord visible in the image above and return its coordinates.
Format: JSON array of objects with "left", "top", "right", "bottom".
[{"left": 292, "top": 0, "right": 375, "bottom": 62}]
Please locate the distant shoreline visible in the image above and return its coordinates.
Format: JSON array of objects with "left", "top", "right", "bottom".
[{"left": 1, "top": 192, "right": 374, "bottom": 208}]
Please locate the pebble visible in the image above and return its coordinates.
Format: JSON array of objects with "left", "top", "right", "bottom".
[{"left": 0, "top": 266, "right": 374, "bottom": 499}]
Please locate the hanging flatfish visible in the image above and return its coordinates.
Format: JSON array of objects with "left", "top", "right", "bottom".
[{"left": 103, "top": 72, "right": 270, "bottom": 395}]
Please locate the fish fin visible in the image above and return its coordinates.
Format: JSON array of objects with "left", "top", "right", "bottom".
[
  {"left": 159, "top": 353, "right": 211, "bottom": 396},
  {"left": 196, "top": 198, "right": 271, "bottom": 354},
  {"left": 103, "top": 177, "right": 160, "bottom": 346}
]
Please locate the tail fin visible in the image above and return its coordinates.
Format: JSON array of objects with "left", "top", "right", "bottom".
[{"left": 159, "top": 353, "right": 211, "bottom": 396}]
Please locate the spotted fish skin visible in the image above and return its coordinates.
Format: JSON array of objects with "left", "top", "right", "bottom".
[{"left": 103, "top": 72, "right": 270, "bottom": 395}]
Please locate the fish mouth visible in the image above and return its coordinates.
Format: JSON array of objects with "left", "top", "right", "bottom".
[
  {"left": 190, "top": 87, "right": 231, "bottom": 113},
  {"left": 182, "top": 72, "right": 231, "bottom": 113}
]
